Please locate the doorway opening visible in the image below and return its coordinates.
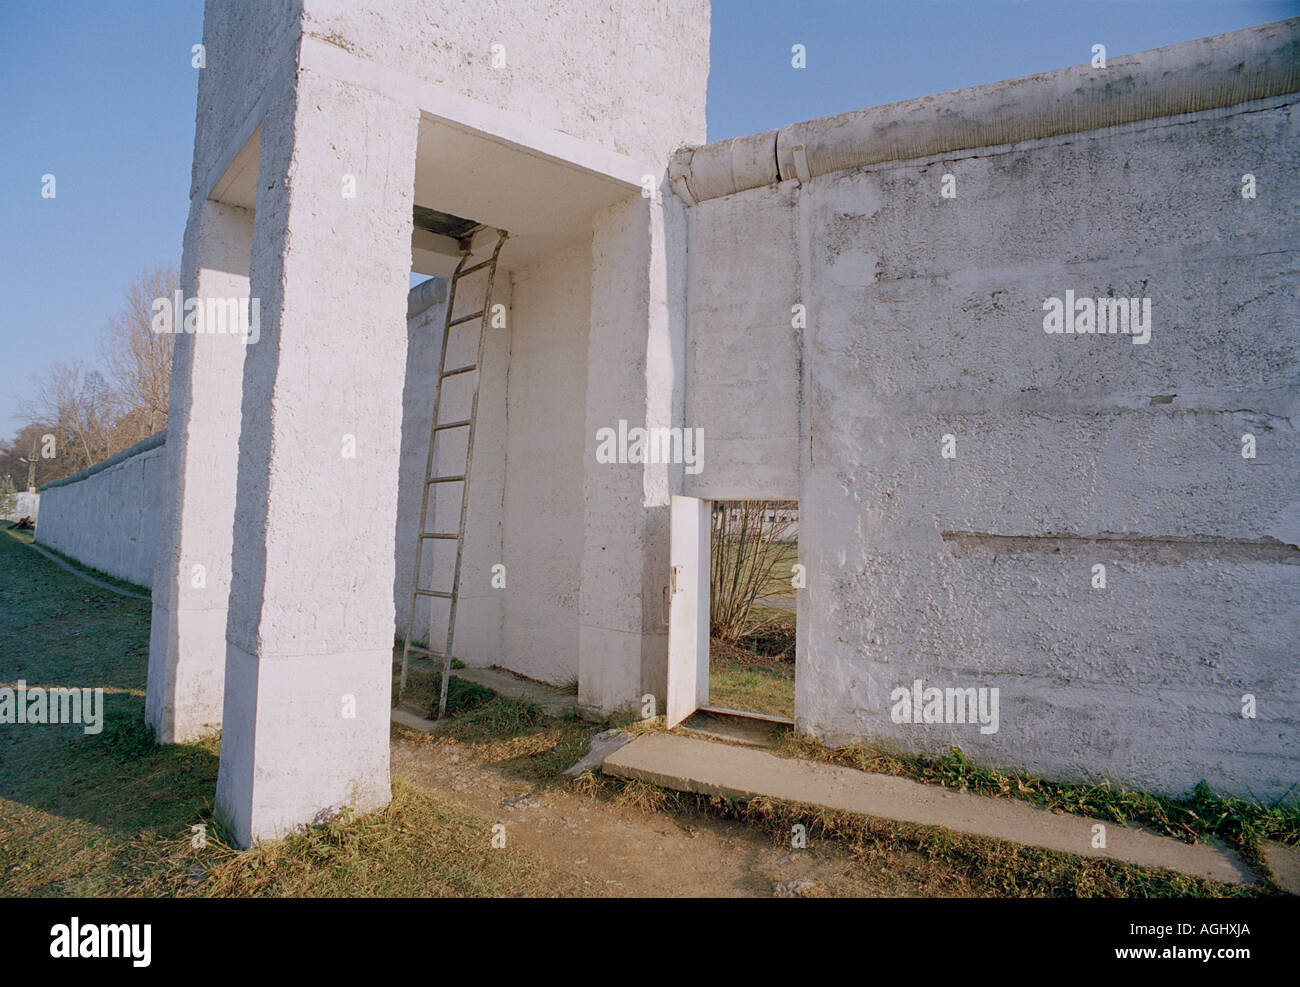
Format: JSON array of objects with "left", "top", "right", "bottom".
[
  {"left": 705, "top": 500, "right": 798, "bottom": 723},
  {"left": 664, "top": 494, "right": 798, "bottom": 737}
]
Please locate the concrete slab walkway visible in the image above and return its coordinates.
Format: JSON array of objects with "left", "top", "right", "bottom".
[
  {"left": 391, "top": 662, "right": 577, "bottom": 732},
  {"left": 451, "top": 667, "right": 577, "bottom": 717},
  {"left": 601, "top": 733, "right": 1254, "bottom": 886}
]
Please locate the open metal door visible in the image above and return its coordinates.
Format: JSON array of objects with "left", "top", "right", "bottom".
[{"left": 666, "top": 495, "right": 711, "bottom": 728}]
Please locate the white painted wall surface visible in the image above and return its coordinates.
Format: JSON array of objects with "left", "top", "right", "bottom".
[
  {"left": 300, "top": 0, "right": 709, "bottom": 167},
  {"left": 36, "top": 436, "right": 166, "bottom": 589},
  {"left": 683, "top": 96, "right": 1300, "bottom": 799},
  {"left": 2, "top": 491, "right": 39, "bottom": 521},
  {"left": 190, "top": 0, "right": 303, "bottom": 200},
  {"left": 395, "top": 272, "right": 509, "bottom": 668},
  {"left": 684, "top": 184, "right": 800, "bottom": 500},
  {"left": 500, "top": 240, "right": 592, "bottom": 684}
]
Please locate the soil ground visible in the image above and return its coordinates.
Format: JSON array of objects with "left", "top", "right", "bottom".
[{"left": 390, "top": 731, "right": 935, "bottom": 897}]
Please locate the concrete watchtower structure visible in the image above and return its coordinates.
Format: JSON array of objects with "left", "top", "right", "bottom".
[{"left": 147, "top": 0, "right": 710, "bottom": 846}]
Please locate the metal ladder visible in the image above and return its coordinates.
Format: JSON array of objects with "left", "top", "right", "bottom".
[{"left": 400, "top": 229, "right": 507, "bottom": 718}]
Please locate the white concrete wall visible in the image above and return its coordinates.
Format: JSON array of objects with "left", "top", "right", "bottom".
[
  {"left": 147, "top": 199, "right": 254, "bottom": 744},
  {"left": 395, "top": 272, "right": 509, "bottom": 668},
  {"left": 681, "top": 95, "right": 1300, "bottom": 799},
  {"left": 684, "top": 185, "right": 800, "bottom": 500},
  {"left": 578, "top": 191, "right": 687, "bottom": 713},
  {"left": 300, "top": 0, "right": 709, "bottom": 167},
  {"left": 213, "top": 64, "right": 421, "bottom": 846},
  {"left": 500, "top": 240, "right": 592, "bottom": 684},
  {"left": 144, "top": 0, "right": 712, "bottom": 846},
  {"left": 2, "top": 491, "right": 39, "bottom": 521},
  {"left": 396, "top": 242, "right": 591, "bottom": 688},
  {"left": 191, "top": 0, "right": 304, "bottom": 200},
  {"left": 395, "top": 280, "right": 445, "bottom": 648},
  {"left": 35, "top": 435, "right": 167, "bottom": 589}
]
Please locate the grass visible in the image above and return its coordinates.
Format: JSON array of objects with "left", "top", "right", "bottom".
[
  {"left": 394, "top": 659, "right": 495, "bottom": 719},
  {"left": 4, "top": 521, "right": 34, "bottom": 544},
  {"left": 183, "top": 780, "right": 577, "bottom": 897},
  {"left": 708, "top": 649, "right": 795, "bottom": 718},
  {"left": 0, "top": 522, "right": 582, "bottom": 897},
  {"left": 708, "top": 609, "right": 796, "bottom": 718},
  {"left": 2, "top": 521, "right": 149, "bottom": 597}
]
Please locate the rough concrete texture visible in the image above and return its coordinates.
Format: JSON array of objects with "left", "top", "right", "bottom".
[
  {"left": 683, "top": 96, "right": 1299, "bottom": 800},
  {"left": 146, "top": 198, "right": 253, "bottom": 744},
  {"left": 578, "top": 192, "right": 686, "bottom": 714},
  {"left": 190, "top": 0, "right": 304, "bottom": 201},
  {"left": 394, "top": 277, "right": 449, "bottom": 646},
  {"left": 212, "top": 67, "right": 420, "bottom": 846},
  {"left": 603, "top": 734, "right": 1254, "bottom": 885},
  {"left": 1261, "top": 841, "right": 1300, "bottom": 895},
  {"left": 501, "top": 240, "right": 591, "bottom": 684},
  {"left": 684, "top": 184, "right": 799, "bottom": 500},
  {"left": 35, "top": 434, "right": 165, "bottom": 588},
  {"left": 301, "top": 0, "right": 710, "bottom": 167},
  {"left": 801, "top": 101, "right": 1299, "bottom": 799}
]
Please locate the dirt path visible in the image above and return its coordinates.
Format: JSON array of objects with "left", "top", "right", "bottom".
[{"left": 391, "top": 734, "right": 930, "bottom": 898}]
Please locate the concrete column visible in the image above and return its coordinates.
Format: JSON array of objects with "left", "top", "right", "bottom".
[
  {"left": 146, "top": 198, "right": 253, "bottom": 743},
  {"left": 214, "top": 71, "right": 419, "bottom": 847},
  {"left": 578, "top": 190, "right": 686, "bottom": 714}
]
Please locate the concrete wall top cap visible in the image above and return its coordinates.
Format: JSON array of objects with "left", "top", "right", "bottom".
[
  {"left": 671, "top": 16, "right": 1300, "bottom": 204},
  {"left": 407, "top": 276, "right": 448, "bottom": 320},
  {"left": 670, "top": 130, "right": 779, "bottom": 203}
]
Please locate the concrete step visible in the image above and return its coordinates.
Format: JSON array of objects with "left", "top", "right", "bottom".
[
  {"left": 683, "top": 707, "right": 792, "bottom": 747},
  {"left": 600, "top": 733, "right": 1254, "bottom": 886},
  {"left": 391, "top": 706, "right": 440, "bottom": 733},
  {"left": 392, "top": 663, "right": 577, "bottom": 728},
  {"left": 451, "top": 666, "right": 577, "bottom": 717}
]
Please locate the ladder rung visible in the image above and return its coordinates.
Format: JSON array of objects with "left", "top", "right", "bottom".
[
  {"left": 440, "top": 363, "right": 477, "bottom": 378},
  {"left": 427, "top": 474, "right": 465, "bottom": 484},
  {"left": 448, "top": 310, "right": 485, "bottom": 327},
  {"left": 433, "top": 420, "right": 471, "bottom": 431},
  {"left": 457, "top": 258, "right": 494, "bottom": 277},
  {"left": 419, "top": 532, "right": 459, "bottom": 540},
  {"left": 414, "top": 590, "right": 453, "bottom": 599}
]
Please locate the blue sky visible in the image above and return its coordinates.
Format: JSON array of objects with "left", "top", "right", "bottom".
[{"left": 1, "top": 0, "right": 1295, "bottom": 436}]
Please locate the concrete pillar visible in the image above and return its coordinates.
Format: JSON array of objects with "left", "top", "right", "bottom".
[
  {"left": 214, "top": 72, "right": 419, "bottom": 847},
  {"left": 578, "top": 190, "right": 686, "bottom": 714},
  {"left": 146, "top": 198, "right": 253, "bottom": 743}
]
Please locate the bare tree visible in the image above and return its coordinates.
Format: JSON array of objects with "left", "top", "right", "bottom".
[
  {"left": 5, "top": 267, "right": 178, "bottom": 483},
  {"left": 709, "top": 499, "right": 798, "bottom": 643},
  {"left": 20, "top": 361, "right": 120, "bottom": 476},
  {"left": 102, "top": 265, "right": 177, "bottom": 444}
]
